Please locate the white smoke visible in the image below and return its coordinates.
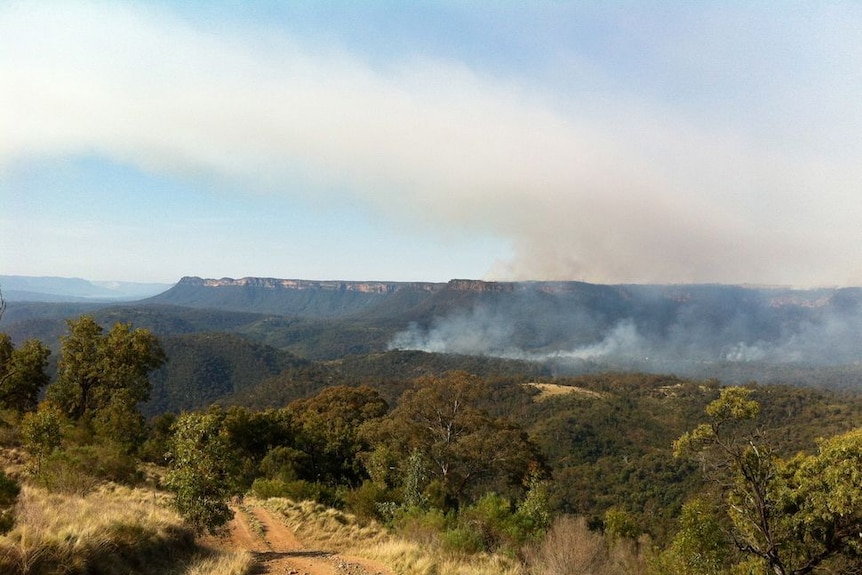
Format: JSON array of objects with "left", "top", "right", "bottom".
[
  {"left": 391, "top": 316, "right": 647, "bottom": 362},
  {"left": 548, "top": 321, "right": 645, "bottom": 361},
  {"left": 389, "top": 307, "right": 520, "bottom": 357},
  {"left": 388, "top": 294, "right": 862, "bottom": 368},
  {"left": 722, "top": 342, "right": 769, "bottom": 362},
  {"left": 3, "top": 3, "right": 862, "bottom": 285}
]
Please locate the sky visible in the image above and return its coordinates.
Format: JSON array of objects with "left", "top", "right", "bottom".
[{"left": 2, "top": 1, "right": 861, "bottom": 286}]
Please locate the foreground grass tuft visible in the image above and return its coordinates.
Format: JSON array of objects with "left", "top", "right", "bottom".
[{"left": 0, "top": 483, "right": 253, "bottom": 575}]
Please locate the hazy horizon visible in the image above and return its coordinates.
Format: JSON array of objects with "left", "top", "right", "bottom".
[
  {"left": 3, "top": 2, "right": 861, "bottom": 286},
  {"left": 3, "top": 272, "right": 857, "bottom": 293}
]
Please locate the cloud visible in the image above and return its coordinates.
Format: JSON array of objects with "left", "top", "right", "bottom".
[{"left": 2, "top": 2, "right": 862, "bottom": 285}]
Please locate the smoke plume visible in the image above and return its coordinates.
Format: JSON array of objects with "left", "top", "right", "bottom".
[{"left": 3, "top": 3, "right": 862, "bottom": 285}]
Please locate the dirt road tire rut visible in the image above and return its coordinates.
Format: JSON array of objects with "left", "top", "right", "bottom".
[{"left": 215, "top": 504, "right": 392, "bottom": 575}]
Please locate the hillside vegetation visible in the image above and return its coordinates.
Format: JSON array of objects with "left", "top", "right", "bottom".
[{"left": 5, "top": 280, "right": 862, "bottom": 573}]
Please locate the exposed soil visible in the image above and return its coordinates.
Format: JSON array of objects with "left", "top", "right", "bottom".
[{"left": 206, "top": 503, "right": 394, "bottom": 575}]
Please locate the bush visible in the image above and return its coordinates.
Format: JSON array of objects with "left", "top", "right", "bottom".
[
  {"left": 0, "top": 470, "right": 19, "bottom": 533},
  {"left": 461, "top": 493, "right": 517, "bottom": 552},
  {"left": 459, "top": 492, "right": 544, "bottom": 555},
  {"left": 0, "top": 409, "right": 21, "bottom": 447},
  {"left": 20, "top": 402, "right": 63, "bottom": 475},
  {"left": 525, "top": 515, "right": 610, "bottom": 575},
  {"left": 250, "top": 478, "right": 337, "bottom": 506},
  {"left": 442, "top": 526, "right": 486, "bottom": 555},
  {"left": 524, "top": 514, "right": 648, "bottom": 575},
  {"left": 37, "top": 443, "right": 142, "bottom": 493},
  {"left": 165, "top": 412, "right": 240, "bottom": 535},
  {"left": 251, "top": 477, "right": 290, "bottom": 499},
  {"left": 392, "top": 506, "right": 451, "bottom": 546},
  {"left": 341, "top": 480, "right": 396, "bottom": 520}
]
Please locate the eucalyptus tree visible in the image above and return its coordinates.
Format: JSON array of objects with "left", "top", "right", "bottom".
[
  {"left": 0, "top": 333, "right": 50, "bottom": 413},
  {"left": 45, "top": 315, "right": 165, "bottom": 448},
  {"left": 363, "top": 371, "right": 541, "bottom": 508},
  {"left": 47, "top": 315, "right": 165, "bottom": 419},
  {"left": 675, "top": 386, "right": 862, "bottom": 575},
  {"left": 165, "top": 410, "right": 241, "bottom": 534}
]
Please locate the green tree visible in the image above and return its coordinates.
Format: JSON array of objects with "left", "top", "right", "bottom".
[
  {"left": 363, "top": 371, "right": 541, "bottom": 508},
  {"left": 221, "top": 406, "right": 293, "bottom": 488},
  {"left": 650, "top": 497, "right": 731, "bottom": 575},
  {"left": 285, "top": 385, "right": 388, "bottom": 486},
  {"left": 675, "top": 386, "right": 862, "bottom": 575},
  {"left": 20, "top": 401, "right": 64, "bottom": 476},
  {"left": 516, "top": 466, "right": 552, "bottom": 536},
  {"left": 165, "top": 411, "right": 241, "bottom": 535},
  {"left": 0, "top": 334, "right": 51, "bottom": 413},
  {"left": 604, "top": 507, "right": 642, "bottom": 542},
  {"left": 47, "top": 316, "right": 165, "bottom": 425}
]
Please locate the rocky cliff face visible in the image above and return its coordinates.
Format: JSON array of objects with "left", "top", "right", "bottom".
[
  {"left": 177, "top": 276, "right": 441, "bottom": 294},
  {"left": 446, "top": 279, "right": 517, "bottom": 292},
  {"left": 157, "top": 276, "right": 447, "bottom": 317}
]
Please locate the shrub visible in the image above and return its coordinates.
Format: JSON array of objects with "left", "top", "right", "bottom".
[
  {"left": 36, "top": 443, "right": 142, "bottom": 493},
  {"left": 392, "top": 506, "right": 451, "bottom": 546},
  {"left": 525, "top": 515, "right": 610, "bottom": 575},
  {"left": 341, "top": 480, "right": 396, "bottom": 520},
  {"left": 461, "top": 493, "right": 517, "bottom": 552},
  {"left": 0, "top": 470, "right": 19, "bottom": 533},
  {"left": 251, "top": 477, "right": 290, "bottom": 499},
  {"left": 649, "top": 497, "right": 730, "bottom": 575},
  {"left": 0, "top": 409, "right": 21, "bottom": 447},
  {"left": 165, "top": 412, "right": 240, "bottom": 535},
  {"left": 442, "top": 526, "right": 486, "bottom": 555},
  {"left": 20, "top": 402, "right": 63, "bottom": 475},
  {"left": 258, "top": 445, "right": 307, "bottom": 481},
  {"left": 250, "top": 477, "right": 337, "bottom": 506}
]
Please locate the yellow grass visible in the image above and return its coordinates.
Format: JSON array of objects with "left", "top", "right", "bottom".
[
  {"left": 183, "top": 551, "right": 255, "bottom": 575},
  {"left": 263, "top": 497, "right": 523, "bottom": 575},
  {"left": 524, "top": 382, "right": 605, "bottom": 401},
  {"left": 0, "top": 482, "right": 253, "bottom": 575},
  {"left": 361, "top": 539, "right": 523, "bottom": 575}
]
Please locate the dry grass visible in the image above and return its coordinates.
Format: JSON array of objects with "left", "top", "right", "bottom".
[
  {"left": 263, "top": 498, "right": 523, "bottom": 575},
  {"left": 362, "top": 539, "right": 522, "bottom": 575},
  {"left": 0, "top": 482, "right": 253, "bottom": 575},
  {"left": 183, "top": 550, "right": 255, "bottom": 575},
  {"left": 264, "top": 498, "right": 388, "bottom": 551},
  {"left": 524, "top": 382, "right": 606, "bottom": 402}
]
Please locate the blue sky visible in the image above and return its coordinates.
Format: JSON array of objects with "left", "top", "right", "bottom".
[{"left": 2, "top": 2, "right": 861, "bottom": 285}]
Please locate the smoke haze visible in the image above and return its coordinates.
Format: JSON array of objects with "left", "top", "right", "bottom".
[
  {"left": 3, "top": 3, "right": 862, "bottom": 285},
  {"left": 388, "top": 285, "right": 862, "bottom": 371}
]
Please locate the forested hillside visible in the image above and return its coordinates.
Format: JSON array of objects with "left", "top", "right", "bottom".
[
  {"left": 9, "top": 276, "right": 862, "bottom": 398},
  {"left": 5, "top": 289, "right": 862, "bottom": 573}
]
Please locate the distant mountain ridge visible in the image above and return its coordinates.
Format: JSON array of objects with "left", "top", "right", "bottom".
[
  {"left": 1, "top": 275, "right": 174, "bottom": 302},
  {"left": 144, "top": 275, "right": 862, "bottom": 366},
  {"left": 179, "top": 276, "right": 440, "bottom": 293},
  {"left": 146, "top": 276, "right": 445, "bottom": 317},
  {"left": 152, "top": 275, "right": 844, "bottom": 315},
  {"left": 10, "top": 274, "right": 862, "bottom": 369},
  {"left": 7, "top": 275, "right": 862, "bottom": 414}
]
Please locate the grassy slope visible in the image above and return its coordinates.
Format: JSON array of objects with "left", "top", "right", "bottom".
[
  {"left": 0, "top": 483, "right": 252, "bottom": 575},
  {"left": 0, "top": 480, "right": 530, "bottom": 575}
]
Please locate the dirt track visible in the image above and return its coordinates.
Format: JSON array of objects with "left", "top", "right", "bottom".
[{"left": 212, "top": 504, "right": 394, "bottom": 575}]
